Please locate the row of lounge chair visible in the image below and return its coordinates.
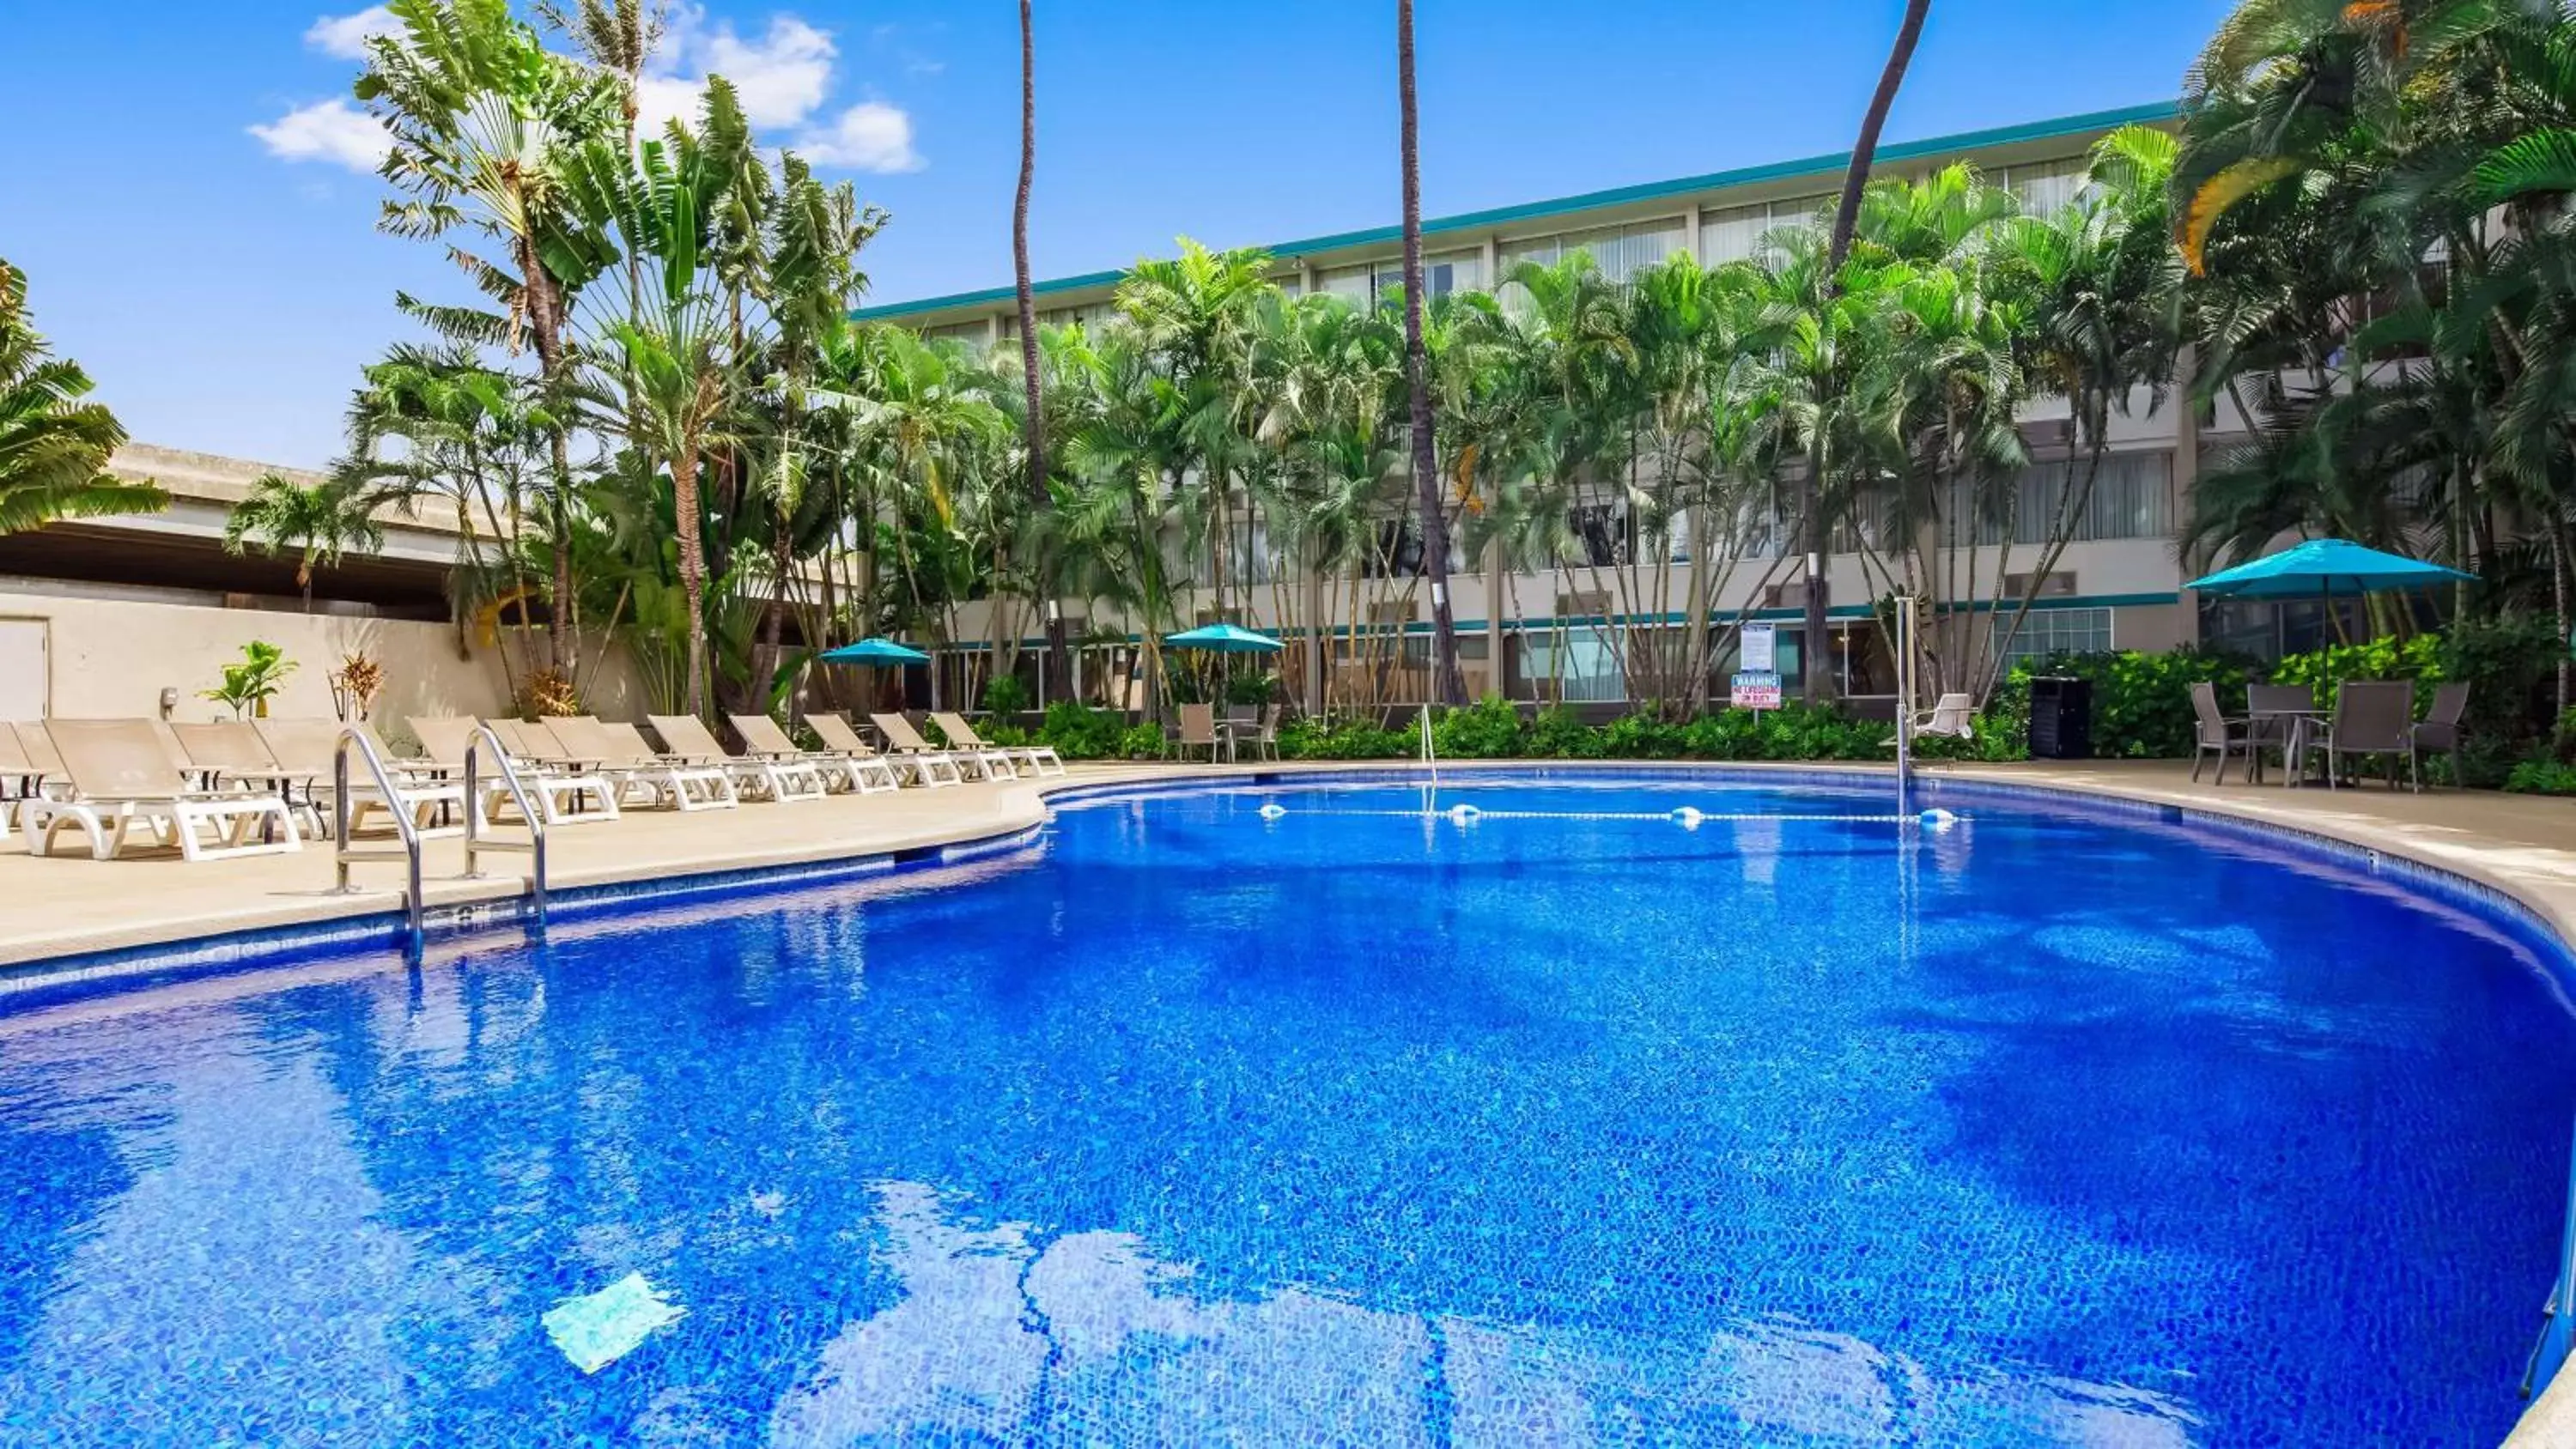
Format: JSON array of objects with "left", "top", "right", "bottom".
[{"left": 0, "top": 710, "right": 1063, "bottom": 863}]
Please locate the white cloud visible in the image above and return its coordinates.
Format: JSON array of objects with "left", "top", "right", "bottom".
[
  {"left": 304, "top": 5, "right": 398, "bottom": 60},
  {"left": 250, "top": 98, "right": 392, "bottom": 172},
  {"left": 705, "top": 15, "right": 835, "bottom": 128},
  {"left": 798, "top": 100, "right": 922, "bottom": 173},
  {"left": 636, "top": 10, "right": 836, "bottom": 135}
]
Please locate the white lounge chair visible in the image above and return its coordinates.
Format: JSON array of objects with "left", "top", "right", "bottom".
[
  {"left": 253, "top": 717, "right": 466, "bottom": 839},
  {"left": 930, "top": 712, "right": 1064, "bottom": 778},
  {"left": 647, "top": 713, "right": 827, "bottom": 803},
  {"left": 811, "top": 712, "right": 955, "bottom": 789},
  {"left": 729, "top": 712, "right": 899, "bottom": 795},
  {"left": 0, "top": 721, "right": 64, "bottom": 832},
  {"left": 543, "top": 717, "right": 738, "bottom": 812},
  {"left": 21, "top": 718, "right": 301, "bottom": 862},
  {"left": 409, "top": 715, "right": 620, "bottom": 827},
  {"left": 870, "top": 712, "right": 976, "bottom": 784}
]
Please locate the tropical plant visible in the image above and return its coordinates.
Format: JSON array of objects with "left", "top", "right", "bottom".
[
  {"left": 0, "top": 259, "right": 166, "bottom": 534},
  {"left": 202, "top": 641, "right": 297, "bottom": 719},
  {"left": 222, "top": 472, "right": 388, "bottom": 609}
]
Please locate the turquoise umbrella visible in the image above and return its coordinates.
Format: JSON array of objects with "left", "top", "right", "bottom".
[
  {"left": 2186, "top": 538, "right": 2475, "bottom": 599},
  {"left": 1162, "top": 622, "right": 1283, "bottom": 653},
  {"left": 817, "top": 637, "right": 933, "bottom": 664}
]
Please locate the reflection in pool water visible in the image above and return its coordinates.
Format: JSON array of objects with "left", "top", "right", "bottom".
[{"left": 0, "top": 778, "right": 2567, "bottom": 1445}]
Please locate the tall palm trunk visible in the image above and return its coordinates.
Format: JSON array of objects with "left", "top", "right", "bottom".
[
  {"left": 1017, "top": 0, "right": 1068, "bottom": 700},
  {"left": 1798, "top": 0, "right": 1930, "bottom": 705},
  {"left": 515, "top": 228, "right": 580, "bottom": 679},
  {"left": 1400, "top": 0, "right": 1465, "bottom": 706},
  {"left": 673, "top": 441, "right": 712, "bottom": 717}
]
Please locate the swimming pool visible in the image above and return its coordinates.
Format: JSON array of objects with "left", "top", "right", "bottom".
[{"left": 0, "top": 773, "right": 2567, "bottom": 1445}]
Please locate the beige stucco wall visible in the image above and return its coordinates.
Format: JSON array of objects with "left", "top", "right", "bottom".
[{"left": 0, "top": 589, "right": 647, "bottom": 741}]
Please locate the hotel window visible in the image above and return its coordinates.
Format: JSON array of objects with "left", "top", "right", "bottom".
[
  {"left": 1998, "top": 606, "right": 2112, "bottom": 666},
  {"left": 925, "top": 320, "right": 988, "bottom": 347},
  {"left": 1700, "top": 203, "right": 1766, "bottom": 265},
  {"left": 1317, "top": 264, "right": 1373, "bottom": 306},
  {"left": 2008, "top": 157, "right": 2092, "bottom": 218},
  {"left": 1984, "top": 452, "right": 2173, "bottom": 545},
  {"left": 1369, "top": 249, "right": 1484, "bottom": 308}
]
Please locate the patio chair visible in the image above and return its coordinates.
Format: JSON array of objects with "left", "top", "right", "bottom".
[
  {"left": 2189, "top": 682, "right": 2262, "bottom": 785},
  {"left": 728, "top": 712, "right": 898, "bottom": 796},
  {"left": 253, "top": 717, "right": 466, "bottom": 839},
  {"left": 21, "top": 718, "right": 301, "bottom": 862},
  {"left": 931, "top": 711, "right": 1065, "bottom": 778},
  {"left": 2302, "top": 680, "right": 2419, "bottom": 791},
  {"left": 409, "top": 715, "right": 621, "bottom": 826},
  {"left": 1249, "top": 703, "right": 1282, "bottom": 762},
  {"left": 550, "top": 716, "right": 738, "bottom": 812},
  {"left": 0, "top": 721, "right": 64, "bottom": 831},
  {"left": 173, "top": 719, "right": 325, "bottom": 834},
  {"left": 2412, "top": 682, "right": 2470, "bottom": 786},
  {"left": 647, "top": 713, "right": 827, "bottom": 803},
  {"left": 1175, "top": 703, "right": 1223, "bottom": 762},
  {"left": 812, "top": 712, "right": 957, "bottom": 788},
  {"left": 2245, "top": 683, "right": 2317, "bottom": 784},
  {"left": 868, "top": 713, "right": 976, "bottom": 785}
]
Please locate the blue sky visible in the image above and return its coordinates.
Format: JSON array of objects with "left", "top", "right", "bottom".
[{"left": 1, "top": 0, "right": 2230, "bottom": 468}]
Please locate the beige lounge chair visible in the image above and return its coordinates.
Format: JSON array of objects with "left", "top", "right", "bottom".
[
  {"left": 869, "top": 713, "right": 973, "bottom": 785},
  {"left": 646, "top": 713, "right": 826, "bottom": 803},
  {"left": 173, "top": 719, "right": 325, "bottom": 834},
  {"left": 729, "top": 712, "right": 899, "bottom": 795},
  {"left": 550, "top": 717, "right": 738, "bottom": 811},
  {"left": 931, "top": 712, "right": 1064, "bottom": 778},
  {"left": 810, "top": 712, "right": 952, "bottom": 789},
  {"left": 1, "top": 722, "right": 58, "bottom": 829},
  {"left": 21, "top": 718, "right": 301, "bottom": 861},
  {"left": 253, "top": 717, "right": 466, "bottom": 838},
  {"left": 409, "top": 715, "right": 620, "bottom": 826}
]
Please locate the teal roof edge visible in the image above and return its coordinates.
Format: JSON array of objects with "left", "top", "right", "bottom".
[{"left": 854, "top": 100, "right": 2180, "bottom": 322}]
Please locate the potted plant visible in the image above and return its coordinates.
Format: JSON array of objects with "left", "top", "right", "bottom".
[
  {"left": 329, "top": 650, "right": 383, "bottom": 722},
  {"left": 203, "top": 641, "right": 296, "bottom": 719}
]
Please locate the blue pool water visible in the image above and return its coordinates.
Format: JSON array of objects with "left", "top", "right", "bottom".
[{"left": 0, "top": 775, "right": 2571, "bottom": 1446}]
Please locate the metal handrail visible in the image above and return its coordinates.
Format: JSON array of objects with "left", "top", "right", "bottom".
[
  {"left": 462, "top": 723, "right": 549, "bottom": 925},
  {"left": 332, "top": 724, "right": 425, "bottom": 943},
  {"left": 2526, "top": 1116, "right": 2576, "bottom": 1399}
]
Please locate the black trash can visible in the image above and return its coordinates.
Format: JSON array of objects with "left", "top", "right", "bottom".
[{"left": 2027, "top": 676, "right": 2093, "bottom": 760}]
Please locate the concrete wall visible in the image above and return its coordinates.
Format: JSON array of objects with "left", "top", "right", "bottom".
[{"left": 0, "top": 589, "right": 648, "bottom": 743}]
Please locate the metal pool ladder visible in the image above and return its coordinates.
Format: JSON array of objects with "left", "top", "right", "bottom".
[
  {"left": 332, "top": 724, "right": 428, "bottom": 939},
  {"left": 331, "top": 723, "right": 550, "bottom": 945},
  {"left": 461, "top": 723, "right": 548, "bottom": 925}
]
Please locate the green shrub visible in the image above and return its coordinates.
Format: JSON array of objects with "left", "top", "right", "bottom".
[
  {"left": 1279, "top": 714, "right": 1411, "bottom": 760},
  {"left": 2272, "top": 633, "right": 2443, "bottom": 703},
  {"left": 1117, "top": 722, "right": 1168, "bottom": 759},
  {"left": 1223, "top": 672, "right": 1281, "bottom": 706},
  {"left": 1522, "top": 706, "right": 1601, "bottom": 759},
  {"left": 2000, "top": 647, "right": 2255, "bottom": 758},
  {"left": 2506, "top": 758, "right": 2576, "bottom": 795},
  {"left": 2439, "top": 615, "right": 2561, "bottom": 784},
  {"left": 979, "top": 676, "right": 1031, "bottom": 716},
  {"left": 1431, "top": 695, "right": 1523, "bottom": 758},
  {"left": 1035, "top": 701, "right": 1127, "bottom": 760}
]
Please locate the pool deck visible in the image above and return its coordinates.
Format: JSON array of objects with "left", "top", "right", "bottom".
[{"left": 7, "top": 756, "right": 2576, "bottom": 1442}]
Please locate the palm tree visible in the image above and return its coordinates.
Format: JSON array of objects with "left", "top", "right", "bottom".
[
  {"left": 356, "top": 0, "right": 620, "bottom": 672},
  {"left": 1807, "top": 0, "right": 1932, "bottom": 701},
  {"left": 222, "top": 473, "right": 389, "bottom": 610},
  {"left": 1398, "top": 0, "right": 1466, "bottom": 705},
  {"left": 0, "top": 259, "right": 165, "bottom": 534},
  {"left": 1015, "top": 0, "right": 1067, "bottom": 691}
]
